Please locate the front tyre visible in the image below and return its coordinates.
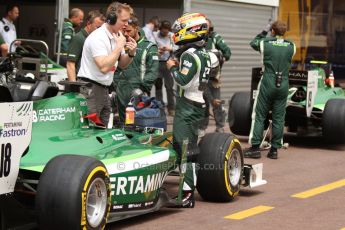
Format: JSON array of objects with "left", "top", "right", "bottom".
[
  {"left": 197, "top": 133, "right": 243, "bottom": 202},
  {"left": 36, "top": 155, "right": 110, "bottom": 230}
]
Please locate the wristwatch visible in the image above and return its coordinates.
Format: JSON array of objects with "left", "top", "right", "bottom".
[{"left": 128, "top": 52, "right": 136, "bottom": 58}]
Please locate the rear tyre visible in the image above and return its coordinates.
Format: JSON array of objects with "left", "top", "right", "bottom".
[
  {"left": 322, "top": 99, "right": 345, "bottom": 144},
  {"left": 228, "top": 92, "right": 252, "bottom": 135},
  {"left": 197, "top": 133, "right": 243, "bottom": 202},
  {"left": 36, "top": 155, "right": 110, "bottom": 230}
]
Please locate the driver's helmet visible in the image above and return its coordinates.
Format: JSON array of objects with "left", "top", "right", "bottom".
[{"left": 172, "top": 12, "right": 208, "bottom": 45}]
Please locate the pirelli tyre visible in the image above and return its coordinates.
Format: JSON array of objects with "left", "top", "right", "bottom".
[
  {"left": 322, "top": 99, "right": 345, "bottom": 144},
  {"left": 36, "top": 155, "right": 110, "bottom": 230},
  {"left": 197, "top": 133, "right": 243, "bottom": 202},
  {"left": 228, "top": 92, "right": 252, "bottom": 136}
]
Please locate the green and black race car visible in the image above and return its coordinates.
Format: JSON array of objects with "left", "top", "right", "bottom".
[
  {"left": 229, "top": 63, "right": 345, "bottom": 144},
  {"left": 0, "top": 41, "right": 266, "bottom": 230}
]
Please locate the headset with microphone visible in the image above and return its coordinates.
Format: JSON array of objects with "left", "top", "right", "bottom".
[{"left": 106, "top": 7, "right": 117, "bottom": 25}]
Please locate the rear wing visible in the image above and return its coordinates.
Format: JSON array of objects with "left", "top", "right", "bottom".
[
  {"left": 0, "top": 102, "right": 33, "bottom": 195},
  {"left": 251, "top": 68, "right": 318, "bottom": 117},
  {"left": 288, "top": 70, "right": 308, "bottom": 86}
]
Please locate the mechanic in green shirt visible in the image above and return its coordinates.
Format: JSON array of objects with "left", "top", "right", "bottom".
[
  {"left": 167, "top": 13, "right": 211, "bottom": 208},
  {"left": 0, "top": 34, "right": 8, "bottom": 57},
  {"left": 59, "top": 8, "right": 84, "bottom": 66},
  {"left": 245, "top": 20, "right": 295, "bottom": 159},
  {"left": 114, "top": 15, "right": 159, "bottom": 122},
  {"left": 66, "top": 10, "right": 105, "bottom": 81},
  {"left": 200, "top": 18, "right": 231, "bottom": 134}
]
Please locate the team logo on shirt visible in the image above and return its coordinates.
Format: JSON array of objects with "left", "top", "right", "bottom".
[
  {"left": 183, "top": 60, "right": 192, "bottom": 68},
  {"left": 269, "top": 39, "right": 290, "bottom": 47}
]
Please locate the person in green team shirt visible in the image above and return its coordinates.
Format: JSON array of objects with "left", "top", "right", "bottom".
[
  {"left": 245, "top": 20, "right": 296, "bottom": 160},
  {"left": 59, "top": 8, "right": 84, "bottom": 66},
  {"left": 67, "top": 10, "right": 105, "bottom": 81},
  {"left": 166, "top": 13, "right": 211, "bottom": 208},
  {"left": 113, "top": 15, "right": 159, "bottom": 122}
]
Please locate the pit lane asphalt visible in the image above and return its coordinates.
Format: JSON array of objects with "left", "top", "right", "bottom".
[{"left": 108, "top": 114, "right": 345, "bottom": 230}]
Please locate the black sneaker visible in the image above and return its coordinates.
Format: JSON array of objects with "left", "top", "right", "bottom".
[
  {"left": 267, "top": 147, "right": 278, "bottom": 159},
  {"left": 170, "top": 191, "right": 195, "bottom": 208},
  {"left": 244, "top": 146, "right": 261, "bottom": 159}
]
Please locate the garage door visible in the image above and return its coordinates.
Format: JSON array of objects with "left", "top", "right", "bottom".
[{"left": 189, "top": 0, "right": 276, "bottom": 102}]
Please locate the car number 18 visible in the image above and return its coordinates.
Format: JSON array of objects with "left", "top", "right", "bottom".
[{"left": 0, "top": 143, "right": 11, "bottom": 178}]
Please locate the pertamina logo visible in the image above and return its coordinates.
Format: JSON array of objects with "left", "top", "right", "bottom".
[{"left": 110, "top": 171, "right": 168, "bottom": 196}]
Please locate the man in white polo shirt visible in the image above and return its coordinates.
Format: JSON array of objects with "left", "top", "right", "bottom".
[
  {"left": 0, "top": 4, "right": 20, "bottom": 52},
  {"left": 78, "top": 2, "right": 137, "bottom": 126}
]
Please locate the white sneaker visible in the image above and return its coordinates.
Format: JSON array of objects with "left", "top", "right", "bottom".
[{"left": 198, "top": 129, "right": 206, "bottom": 137}]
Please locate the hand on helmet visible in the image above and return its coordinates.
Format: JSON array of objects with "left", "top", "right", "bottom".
[{"left": 264, "top": 18, "right": 273, "bottom": 33}]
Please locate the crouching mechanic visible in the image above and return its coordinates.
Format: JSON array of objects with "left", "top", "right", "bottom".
[
  {"left": 245, "top": 20, "right": 295, "bottom": 159},
  {"left": 166, "top": 13, "right": 211, "bottom": 208},
  {"left": 114, "top": 15, "right": 159, "bottom": 122}
]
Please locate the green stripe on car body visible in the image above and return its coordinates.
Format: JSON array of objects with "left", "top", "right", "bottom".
[
  {"left": 20, "top": 149, "right": 153, "bottom": 172},
  {"left": 101, "top": 149, "right": 152, "bottom": 165}
]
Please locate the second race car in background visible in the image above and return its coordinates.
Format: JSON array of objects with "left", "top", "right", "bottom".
[{"left": 229, "top": 63, "right": 345, "bottom": 144}]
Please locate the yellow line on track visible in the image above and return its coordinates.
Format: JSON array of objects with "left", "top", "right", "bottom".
[
  {"left": 224, "top": 205, "right": 274, "bottom": 220},
  {"left": 291, "top": 179, "right": 345, "bottom": 199}
]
